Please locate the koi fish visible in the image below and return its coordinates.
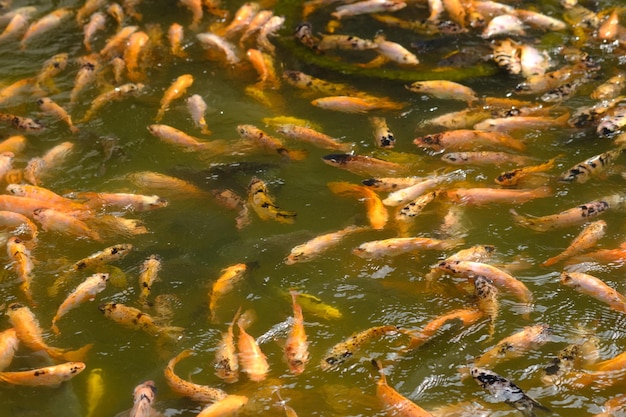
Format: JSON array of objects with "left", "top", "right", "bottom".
[
  {"left": 214, "top": 308, "right": 240, "bottom": 383},
  {"left": 0, "top": 361, "right": 85, "bottom": 386},
  {"left": 559, "top": 147, "right": 624, "bottom": 183},
  {"left": 148, "top": 124, "right": 222, "bottom": 152},
  {"left": 288, "top": 291, "right": 342, "bottom": 320},
  {"left": 473, "top": 113, "right": 570, "bottom": 132},
  {"left": 395, "top": 190, "right": 443, "bottom": 231},
  {"left": 0, "top": 328, "right": 18, "bottom": 372},
  {"left": 361, "top": 176, "right": 425, "bottom": 192},
  {"left": 371, "top": 359, "right": 433, "bottom": 417},
  {"left": 473, "top": 324, "right": 551, "bottom": 369},
  {"left": 129, "top": 380, "right": 158, "bottom": 417},
  {"left": 186, "top": 94, "right": 211, "bottom": 135},
  {"left": 591, "top": 73, "right": 626, "bottom": 100},
  {"left": 474, "top": 276, "right": 499, "bottom": 337},
  {"left": 414, "top": 129, "right": 526, "bottom": 152},
  {"left": 560, "top": 271, "right": 626, "bottom": 314},
  {"left": 256, "top": 15, "right": 284, "bottom": 54},
  {"left": 425, "top": 245, "right": 496, "bottom": 282},
  {"left": 155, "top": 74, "right": 194, "bottom": 122},
  {"left": 196, "top": 32, "right": 241, "bottom": 64},
  {"left": 237, "top": 124, "right": 307, "bottom": 161},
  {"left": 285, "top": 225, "right": 368, "bottom": 264},
  {"left": 51, "top": 273, "right": 109, "bottom": 335},
  {"left": 510, "top": 195, "right": 622, "bottom": 232},
  {"left": 382, "top": 169, "right": 464, "bottom": 207},
  {"left": 0, "top": 112, "right": 44, "bottom": 132},
  {"left": 442, "top": 151, "right": 531, "bottom": 167},
  {"left": 100, "top": 25, "right": 138, "bottom": 58},
  {"left": 237, "top": 309, "right": 270, "bottom": 382},
  {"left": 33, "top": 208, "right": 101, "bottom": 241},
  {"left": 85, "top": 368, "right": 104, "bottom": 417},
  {"left": 495, "top": 154, "right": 560, "bottom": 186},
  {"left": 406, "top": 80, "right": 477, "bottom": 104},
  {"left": 445, "top": 186, "right": 552, "bottom": 206},
  {"left": 7, "top": 302, "right": 92, "bottom": 362},
  {"left": 246, "top": 177, "right": 296, "bottom": 224},
  {"left": 99, "top": 302, "right": 183, "bottom": 339},
  {"left": 239, "top": 10, "right": 273, "bottom": 46},
  {"left": 0, "top": 135, "right": 27, "bottom": 154},
  {"left": 594, "top": 394, "right": 626, "bottom": 417},
  {"left": 165, "top": 350, "right": 228, "bottom": 403},
  {"left": 541, "top": 335, "right": 599, "bottom": 385},
  {"left": 327, "top": 181, "right": 388, "bottom": 229},
  {"left": 275, "top": 124, "right": 353, "bottom": 152},
  {"left": 71, "top": 243, "right": 134, "bottom": 272},
  {"left": 471, "top": 367, "right": 550, "bottom": 417},
  {"left": 317, "top": 34, "right": 378, "bottom": 51},
  {"left": 370, "top": 34, "right": 419, "bottom": 66},
  {"left": 138, "top": 255, "right": 161, "bottom": 307},
  {"left": 320, "top": 325, "right": 399, "bottom": 370},
  {"left": 127, "top": 171, "right": 210, "bottom": 199},
  {"left": 438, "top": 260, "right": 533, "bottom": 305},
  {"left": 78, "top": 192, "right": 168, "bottom": 212},
  {"left": 312, "top": 95, "right": 404, "bottom": 113},
  {"left": 69, "top": 59, "right": 98, "bottom": 106},
  {"left": 566, "top": 242, "right": 626, "bottom": 265},
  {"left": 82, "top": 11, "right": 106, "bottom": 52},
  {"left": 168, "top": 23, "right": 187, "bottom": 58},
  {"left": 81, "top": 83, "right": 145, "bottom": 122},
  {"left": 541, "top": 220, "right": 607, "bottom": 267},
  {"left": 282, "top": 70, "right": 359, "bottom": 96},
  {"left": 197, "top": 395, "right": 249, "bottom": 417},
  {"left": 209, "top": 263, "right": 247, "bottom": 323},
  {"left": 353, "top": 236, "right": 464, "bottom": 258},
  {"left": 323, "top": 154, "right": 408, "bottom": 177},
  {"left": 6, "top": 236, "right": 35, "bottom": 304},
  {"left": 369, "top": 116, "right": 395, "bottom": 148},
  {"left": 284, "top": 290, "right": 309, "bottom": 375},
  {"left": 405, "top": 308, "right": 483, "bottom": 350},
  {"left": 21, "top": 8, "right": 73, "bottom": 49},
  {"left": 6, "top": 184, "right": 86, "bottom": 211},
  {"left": 333, "top": 0, "right": 406, "bottom": 19}
]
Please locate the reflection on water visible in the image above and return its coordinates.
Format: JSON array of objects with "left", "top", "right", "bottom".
[{"left": 0, "top": 0, "right": 626, "bottom": 416}]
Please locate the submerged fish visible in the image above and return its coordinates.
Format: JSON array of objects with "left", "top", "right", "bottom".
[
  {"left": 372, "top": 359, "right": 434, "bottom": 416},
  {"left": 321, "top": 325, "right": 399, "bottom": 370}
]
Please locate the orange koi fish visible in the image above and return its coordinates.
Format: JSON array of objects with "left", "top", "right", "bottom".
[
  {"left": 214, "top": 308, "right": 240, "bottom": 384},
  {"left": 127, "top": 171, "right": 210, "bottom": 199},
  {"left": 495, "top": 154, "right": 561, "bottom": 186},
  {"left": 51, "top": 273, "right": 109, "bottom": 334},
  {"left": 33, "top": 208, "right": 101, "bottom": 241},
  {"left": 165, "top": 350, "right": 228, "bottom": 403},
  {"left": 405, "top": 308, "right": 483, "bottom": 350},
  {"left": 382, "top": 170, "right": 464, "bottom": 207},
  {"left": 6, "top": 236, "right": 35, "bottom": 304},
  {"left": 148, "top": 124, "right": 221, "bottom": 152},
  {"left": 37, "top": 97, "right": 78, "bottom": 133},
  {"left": 81, "top": 82, "right": 145, "bottom": 122},
  {"left": 560, "top": 271, "right": 626, "bottom": 313},
  {"left": 21, "top": 8, "right": 73, "bottom": 49},
  {"left": 168, "top": 23, "right": 187, "bottom": 58},
  {"left": 541, "top": 335, "right": 599, "bottom": 385},
  {"left": 574, "top": 350, "right": 626, "bottom": 388},
  {"left": 0, "top": 135, "right": 27, "bottom": 154},
  {"left": 238, "top": 124, "right": 307, "bottom": 161},
  {"left": 124, "top": 31, "right": 150, "bottom": 82},
  {"left": 407, "top": 80, "right": 477, "bottom": 104},
  {"left": 82, "top": 11, "right": 106, "bottom": 52},
  {"left": 312, "top": 95, "right": 404, "bottom": 113},
  {"left": 99, "top": 302, "right": 183, "bottom": 339},
  {"left": 369, "top": 116, "right": 395, "bottom": 148},
  {"left": 414, "top": 130, "right": 525, "bottom": 152},
  {"left": 321, "top": 325, "right": 399, "bottom": 370},
  {"left": 0, "top": 328, "right": 18, "bottom": 371},
  {"left": 155, "top": 74, "right": 194, "bottom": 122},
  {"left": 284, "top": 291, "right": 309, "bottom": 375},
  {"left": 559, "top": 147, "right": 624, "bottom": 183},
  {"left": 282, "top": 70, "right": 359, "bottom": 96},
  {"left": 209, "top": 263, "right": 247, "bottom": 323},
  {"left": 594, "top": 394, "right": 626, "bottom": 417},
  {"left": 542, "top": 220, "right": 607, "bottom": 267},
  {"left": 197, "top": 395, "right": 249, "bottom": 417},
  {"left": 323, "top": 154, "right": 408, "bottom": 178},
  {"left": 6, "top": 184, "right": 87, "bottom": 211},
  {"left": 237, "top": 310, "right": 270, "bottom": 382},
  {"left": 69, "top": 59, "right": 98, "bottom": 106},
  {"left": 372, "top": 359, "right": 433, "bottom": 417},
  {"left": 285, "top": 225, "right": 368, "bottom": 264},
  {"left": 328, "top": 181, "right": 388, "bottom": 230},
  {"left": 445, "top": 186, "right": 552, "bottom": 206},
  {"left": 353, "top": 236, "right": 464, "bottom": 259},
  {"left": 275, "top": 123, "right": 353, "bottom": 152},
  {"left": 79, "top": 192, "right": 168, "bottom": 212},
  {"left": 0, "top": 361, "right": 85, "bottom": 386},
  {"left": 442, "top": 151, "right": 531, "bottom": 167},
  {"left": 473, "top": 324, "right": 551, "bottom": 368}
]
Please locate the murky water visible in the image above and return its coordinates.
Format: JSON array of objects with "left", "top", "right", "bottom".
[{"left": 1, "top": 0, "right": 626, "bottom": 416}]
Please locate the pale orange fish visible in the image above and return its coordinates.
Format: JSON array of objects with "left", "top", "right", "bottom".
[
  {"left": 370, "top": 34, "right": 420, "bottom": 66},
  {"left": 239, "top": 10, "right": 273, "bottom": 46},
  {"left": 327, "top": 182, "right": 388, "bottom": 230},
  {"left": 285, "top": 225, "right": 368, "bottom": 264},
  {"left": 76, "top": 0, "right": 106, "bottom": 24},
  {"left": 247, "top": 177, "right": 297, "bottom": 224},
  {"left": 482, "top": 14, "right": 526, "bottom": 38},
  {"left": 246, "top": 48, "right": 279, "bottom": 88},
  {"left": 81, "top": 82, "right": 145, "bottom": 122},
  {"left": 0, "top": 328, "right": 18, "bottom": 371},
  {"left": 382, "top": 170, "right": 465, "bottom": 207},
  {"left": 0, "top": 12, "right": 30, "bottom": 42},
  {"left": 361, "top": 176, "right": 425, "bottom": 192},
  {"left": 0, "top": 208, "right": 38, "bottom": 240},
  {"left": 438, "top": 260, "right": 533, "bottom": 305},
  {"left": 186, "top": 94, "right": 211, "bottom": 134},
  {"left": 99, "top": 302, "right": 183, "bottom": 339},
  {"left": 473, "top": 324, "right": 551, "bottom": 368},
  {"left": 196, "top": 32, "right": 241, "bottom": 65},
  {"left": 0, "top": 361, "right": 85, "bottom": 386},
  {"left": 33, "top": 208, "right": 101, "bottom": 241},
  {"left": 311, "top": 95, "right": 404, "bottom": 113},
  {"left": 130, "top": 380, "right": 158, "bottom": 417},
  {"left": 275, "top": 123, "right": 353, "bottom": 152},
  {"left": 155, "top": 74, "right": 194, "bottom": 122},
  {"left": 69, "top": 58, "right": 98, "bottom": 106},
  {"left": 317, "top": 34, "right": 378, "bottom": 51},
  {"left": 124, "top": 31, "right": 150, "bottom": 82},
  {"left": 83, "top": 11, "right": 106, "bottom": 52},
  {"left": 0, "top": 151, "right": 13, "bottom": 181},
  {"left": 353, "top": 236, "right": 464, "bottom": 259},
  {"left": 445, "top": 186, "right": 552, "bottom": 206},
  {"left": 510, "top": 194, "right": 620, "bottom": 232},
  {"left": 0, "top": 77, "right": 36, "bottom": 107},
  {"left": 7, "top": 302, "right": 92, "bottom": 362},
  {"left": 21, "top": 8, "right": 73, "bottom": 49},
  {"left": 590, "top": 73, "right": 626, "bottom": 100},
  {"left": 541, "top": 334, "right": 599, "bottom": 385},
  {"left": 197, "top": 395, "right": 249, "bottom": 417},
  {"left": 323, "top": 154, "right": 408, "bottom": 178},
  {"left": 51, "top": 273, "right": 109, "bottom": 335},
  {"left": 372, "top": 359, "right": 434, "bottom": 417},
  {"left": 78, "top": 192, "right": 168, "bottom": 212},
  {"left": 321, "top": 325, "right": 399, "bottom": 370},
  {"left": 106, "top": 3, "right": 125, "bottom": 28},
  {"left": 566, "top": 242, "right": 626, "bottom": 265},
  {"left": 214, "top": 308, "right": 240, "bottom": 384},
  {"left": 495, "top": 154, "right": 561, "bottom": 186},
  {"left": 6, "top": 184, "right": 86, "bottom": 212},
  {"left": 542, "top": 220, "right": 607, "bottom": 267},
  {"left": 237, "top": 124, "right": 307, "bottom": 161},
  {"left": 332, "top": 0, "right": 406, "bottom": 20},
  {"left": 473, "top": 113, "right": 570, "bottom": 132},
  {"left": 407, "top": 80, "right": 477, "bottom": 104},
  {"left": 217, "top": 2, "right": 260, "bottom": 38},
  {"left": 165, "top": 350, "right": 229, "bottom": 403},
  {"left": 38, "top": 89, "right": 77, "bottom": 126},
  {"left": 405, "top": 308, "right": 483, "bottom": 350},
  {"left": 0, "top": 112, "right": 43, "bottom": 132},
  {"left": 7, "top": 236, "right": 35, "bottom": 304},
  {"left": 413, "top": 130, "right": 526, "bottom": 152},
  {"left": 597, "top": 8, "right": 620, "bottom": 41},
  {"left": 284, "top": 290, "right": 309, "bottom": 375},
  {"left": 237, "top": 309, "right": 270, "bottom": 382},
  {"left": 100, "top": 25, "right": 139, "bottom": 58},
  {"left": 138, "top": 255, "right": 161, "bottom": 307},
  {"left": 209, "top": 263, "right": 247, "bottom": 323},
  {"left": 0, "top": 135, "right": 27, "bottom": 154},
  {"left": 179, "top": 0, "right": 203, "bottom": 30},
  {"left": 441, "top": 151, "right": 531, "bottom": 167},
  {"left": 573, "top": 350, "right": 626, "bottom": 388},
  {"left": 127, "top": 171, "right": 210, "bottom": 199},
  {"left": 168, "top": 23, "right": 188, "bottom": 58},
  {"left": 111, "top": 57, "right": 126, "bottom": 84},
  {"left": 148, "top": 124, "right": 222, "bottom": 152},
  {"left": 560, "top": 271, "right": 626, "bottom": 314}
]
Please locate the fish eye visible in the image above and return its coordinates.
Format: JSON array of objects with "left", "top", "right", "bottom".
[{"left": 36, "top": 98, "right": 44, "bottom": 105}]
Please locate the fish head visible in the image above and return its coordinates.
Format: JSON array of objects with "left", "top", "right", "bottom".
[{"left": 322, "top": 154, "right": 351, "bottom": 165}]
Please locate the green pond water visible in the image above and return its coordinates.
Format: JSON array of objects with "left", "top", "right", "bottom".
[{"left": 1, "top": 0, "right": 626, "bottom": 416}]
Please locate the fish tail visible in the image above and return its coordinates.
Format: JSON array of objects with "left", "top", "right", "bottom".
[{"left": 63, "top": 343, "right": 94, "bottom": 362}]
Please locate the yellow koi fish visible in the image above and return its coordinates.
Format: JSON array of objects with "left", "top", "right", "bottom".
[
  {"left": 197, "top": 395, "right": 249, "bottom": 417},
  {"left": 0, "top": 361, "right": 85, "bottom": 386},
  {"left": 6, "top": 236, "right": 35, "bottom": 304},
  {"left": 405, "top": 308, "right": 483, "bottom": 350},
  {"left": 0, "top": 328, "right": 18, "bottom": 372},
  {"left": 155, "top": 74, "right": 194, "bottom": 122},
  {"left": 99, "top": 302, "right": 183, "bottom": 339},
  {"left": 474, "top": 276, "right": 499, "bottom": 337},
  {"left": 209, "top": 263, "right": 247, "bottom": 323},
  {"left": 247, "top": 178, "right": 297, "bottom": 224},
  {"left": 138, "top": 254, "right": 161, "bottom": 307},
  {"left": 495, "top": 154, "right": 561, "bottom": 186},
  {"left": 81, "top": 82, "right": 145, "bottom": 122},
  {"left": 542, "top": 220, "right": 607, "bottom": 267}
]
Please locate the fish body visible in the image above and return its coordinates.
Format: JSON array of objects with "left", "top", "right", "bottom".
[
  {"left": 165, "top": 350, "right": 228, "bottom": 403},
  {"left": 100, "top": 25, "right": 138, "bottom": 58},
  {"left": 353, "top": 237, "right": 464, "bottom": 258},
  {"left": 0, "top": 362, "right": 85, "bottom": 386},
  {"left": 256, "top": 15, "right": 284, "bottom": 54},
  {"left": 542, "top": 220, "right": 606, "bottom": 267},
  {"left": 155, "top": 74, "right": 194, "bottom": 122},
  {"left": 197, "top": 395, "right": 249, "bottom": 417},
  {"left": 473, "top": 324, "right": 551, "bottom": 368},
  {"left": 471, "top": 367, "right": 550, "bottom": 417},
  {"left": 514, "top": 9, "right": 566, "bottom": 31},
  {"left": 317, "top": 34, "right": 378, "bottom": 51},
  {"left": 33, "top": 208, "right": 101, "bottom": 241},
  {"left": 282, "top": 71, "right": 358, "bottom": 96},
  {"left": 70, "top": 59, "right": 98, "bottom": 106},
  {"left": 238, "top": 124, "right": 306, "bottom": 160},
  {"left": 291, "top": 292, "right": 342, "bottom": 320},
  {"left": 0, "top": 328, "right": 18, "bottom": 371},
  {"left": 21, "top": 8, "right": 73, "bottom": 48},
  {"left": 196, "top": 33, "right": 240, "bottom": 64},
  {"left": 324, "top": 154, "right": 407, "bottom": 177},
  {"left": 442, "top": 151, "right": 530, "bottom": 166},
  {"left": 0, "top": 112, "right": 43, "bottom": 132},
  {"left": 148, "top": 124, "right": 216, "bottom": 152},
  {"left": 372, "top": 34, "right": 419, "bottom": 66},
  {"left": 560, "top": 271, "right": 626, "bottom": 313},
  {"left": 247, "top": 178, "right": 296, "bottom": 224},
  {"left": 407, "top": 309, "right": 483, "bottom": 349},
  {"left": 85, "top": 368, "right": 105, "bottom": 417},
  {"left": 0, "top": 13, "right": 30, "bottom": 42},
  {"left": 369, "top": 116, "right": 395, "bottom": 148},
  {"left": 239, "top": 10, "right": 273, "bottom": 46},
  {"left": 7, "top": 184, "right": 86, "bottom": 211},
  {"left": 372, "top": 360, "right": 433, "bottom": 417},
  {"left": 312, "top": 95, "right": 404, "bottom": 113},
  {"left": 591, "top": 73, "right": 626, "bottom": 100},
  {"left": 99, "top": 302, "right": 183, "bottom": 339},
  {"left": 285, "top": 225, "right": 367, "bottom": 264},
  {"left": 186, "top": 94, "right": 210, "bottom": 134},
  {"left": 362, "top": 176, "right": 424, "bottom": 192},
  {"left": 474, "top": 276, "right": 499, "bottom": 337},
  {"left": 209, "top": 263, "right": 246, "bottom": 323},
  {"left": 130, "top": 380, "right": 158, "bottom": 417},
  {"left": 127, "top": 171, "right": 209, "bottom": 199},
  {"left": 495, "top": 155, "right": 560, "bottom": 186},
  {"left": 407, "top": 80, "right": 477, "bottom": 104},
  {"left": 327, "top": 181, "right": 388, "bottom": 229},
  {"left": 36, "top": 97, "right": 78, "bottom": 133},
  {"left": 284, "top": 291, "right": 309, "bottom": 375},
  {"left": 219, "top": 2, "right": 260, "bottom": 38},
  {"left": 82, "top": 12, "right": 106, "bottom": 52},
  {"left": 237, "top": 310, "right": 270, "bottom": 382},
  {"left": 80, "top": 192, "right": 168, "bottom": 212},
  {"left": 81, "top": 83, "right": 144, "bottom": 122},
  {"left": 382, "top": 170, "right": 464, "bottom": 207},
  {"left": 51, "top": 273, "right": 109, "bottom": 334},
  {"left": 445, "top": 186, "right": 552, "bottom": 206},
  {"left": 71, "top": 243, "right": 133, "bottom": 272},
  {"left": 168, "top": 23, "right": 187, "bottom": 58},
  {"left": 214, "top": 309, "right": 240, "bottom": 383},
  {"left": 321, "top": 325, "right": 398, "bottom": 370},
  {"left": 275, "top": 123, "right": 352, "bottom": 152},
  {"left": 124, "top": 31, "right": 150, "bottom": 82},
  {"left": 7, "top": 236, "right": 34, "bottom": 304},
  {"left": 559, "top": 147, "right": 623, "bottom": 183},
  {"left": 482, "top": 14, "right": 525, "bottom": 38},
  {"left": 138, "top": 255, "right": 161, "bottom": 306},
  {"left": 413, "top": 130, "right": 525, "bottom": 152},
  {"left": 332, "top": 0, "right": 406, "bottom": 19},
  {"left": 473, "top": 113, "right": 570, "bottom": 132}
]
